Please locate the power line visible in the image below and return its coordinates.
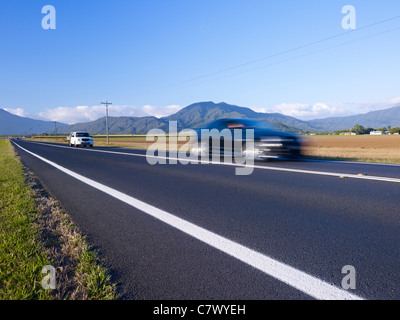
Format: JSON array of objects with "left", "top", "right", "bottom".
[
  {"left": 146, "top": 14, "right": 400, "bottom": 92},
  {"left": 178, "top": 25, "right": 400, "bottom": 90}
]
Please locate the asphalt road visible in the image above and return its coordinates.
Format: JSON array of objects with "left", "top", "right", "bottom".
[{"left": 11, "top": 139, "right": 400, "bottom": 300}]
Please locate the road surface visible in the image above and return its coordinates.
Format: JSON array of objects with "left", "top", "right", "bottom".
[{"left": 11, "top": 139, "right": 400, "bottom": 300}]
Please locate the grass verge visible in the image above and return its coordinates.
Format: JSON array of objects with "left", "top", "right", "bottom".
[{"left": 0, "top": 139, "right": 118, "bottom": 299}]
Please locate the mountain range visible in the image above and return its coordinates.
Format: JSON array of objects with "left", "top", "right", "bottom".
[
  {"left": 38, "top": 102, "right": 318, "bottom": 135},
  {"left": 307, "top": 106, "right": 400, "bottom": 131},
  {"left": 0, "top": 108, "right": 67, "bottom": 135},
  {"left": 1, "top": 101, "right": 399, "bottom": 135}
]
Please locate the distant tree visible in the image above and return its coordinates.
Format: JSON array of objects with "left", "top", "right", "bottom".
[
  {"left": 352, "top": 124, "right": 366, "bottom": 135},
  {"left": 390, "top": 127, "right": 400, "bottom": 134}
]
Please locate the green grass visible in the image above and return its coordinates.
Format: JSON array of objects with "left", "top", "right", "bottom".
[
  {"left": 0, "top": 139, "right": 52, "bottom": 299},
  {"left": 0, "top": 139, "right": 118, "bottom": 300}
]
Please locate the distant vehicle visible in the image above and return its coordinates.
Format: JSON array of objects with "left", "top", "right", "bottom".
[
  {"left": 192, "top": 118, "right": 302, "bottom": 160},
  {"left": 67, "top": 131, "right": 94, "bottom": 147}
]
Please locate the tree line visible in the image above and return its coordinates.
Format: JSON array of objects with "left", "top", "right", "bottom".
[{"left": 336, "top": 124, "right": 400, "bottom": 135}]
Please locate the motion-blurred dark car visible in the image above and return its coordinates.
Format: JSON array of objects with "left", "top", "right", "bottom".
[{"left": 192, "top": 118, "right": 302, "bottom": 160}]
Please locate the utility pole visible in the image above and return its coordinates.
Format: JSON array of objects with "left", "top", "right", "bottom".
[
  {"left": 54, "top": 121, "right": 57, "bottom": 137},
  {"left": 101, "top": 100, "right": 112, "bottom": 145}
]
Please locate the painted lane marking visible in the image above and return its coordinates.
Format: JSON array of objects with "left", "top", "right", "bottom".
[
  {"left": 19, "top": 140, "right": 400, "bottom": 184},
  {"left": 12, "top": 140, "right": 364, "bottom": 300}
]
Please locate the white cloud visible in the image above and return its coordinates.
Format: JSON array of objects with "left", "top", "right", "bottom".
[
  {"left": 141, "top": 105, "right": 156, "bottom": 116},
  {"left": 389, "top": 96, "right": 400, "bottom": 105},
  {"left": 38, "top": 104, "right": 182, "bottom": 124},
  {"left": 250, "top": 96, "right": 400, "bottom": 120},
  {"left": 250, "top": 106, "right": 269, "bottom": 113},
  {"left": 344, "top": 96, "right": 400, "bottom": 114},
  {"left": 38, "top": 106, "right": 102, "bottom": 124},
  {"left": 141, "top": 104, "right": 183, "bottom": 118},
  {"left": 251, "top": 102, "right": 346, "bottom": 120},
  {"left": 165, "top": 104, "right": 183, "bottom": 113},
  {"left": 272, "top": 103, "right": 314, "bottom": 118},
  {"left": 3, "top": 108, "right": 28, "bottom": 117}
]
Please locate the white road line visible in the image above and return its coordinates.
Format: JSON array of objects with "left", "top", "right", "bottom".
[
  {"left": 12, "top": 140, "right": 365, "bottom": 300},
  {"left": 20, "top": 140, "right": 400, "bottom": 184}
]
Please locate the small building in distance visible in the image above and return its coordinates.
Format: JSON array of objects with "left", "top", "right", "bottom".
[
  {"left": 340, "top": 132, "right": 356, "bottom": 136},
  {"left": 370, "top": 131, "right": 390, "bottom": 135}
]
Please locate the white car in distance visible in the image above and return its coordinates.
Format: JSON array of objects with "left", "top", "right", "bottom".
[{"left": 67, "top": 131, "right": 94, "bottom": 147}]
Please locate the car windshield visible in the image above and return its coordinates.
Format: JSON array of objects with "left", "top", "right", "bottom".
[
  {"left": 206, "top": 119, "right": 278, "bottom": 130},
  {"left": 76, "top": 133, "right": 89, "bottom": 137}
]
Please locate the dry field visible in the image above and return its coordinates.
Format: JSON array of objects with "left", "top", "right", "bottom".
[{"left": 302, "top": 135, "right": 400, "bottom": 163}]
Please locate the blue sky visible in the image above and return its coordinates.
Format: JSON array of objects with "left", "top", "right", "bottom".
[{"left": 1, "top": 0, "right": 399, "bottom": 124}]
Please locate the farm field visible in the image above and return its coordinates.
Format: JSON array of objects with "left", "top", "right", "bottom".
[
  {"left": 302, "top": 135, "right": 400, "bottom": 163},
  {"left": 26, "top": 134, "right": 400, "bottom": 164}
]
